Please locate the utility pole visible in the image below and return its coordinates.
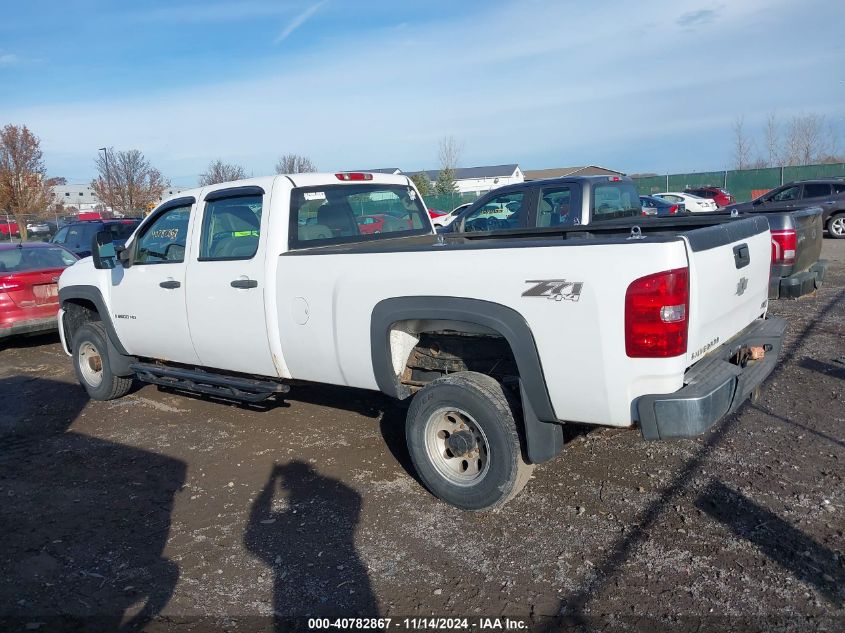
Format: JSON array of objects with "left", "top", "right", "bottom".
[{"left": 99, "top": 147, "right": 111, "bottom": 216}]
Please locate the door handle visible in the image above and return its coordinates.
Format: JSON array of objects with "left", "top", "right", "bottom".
[
  {"left": 230, "top": 279, "right": 258, "bottom": 289},
  {"left": 159, "top": 280, "right": 181, "bottom": 289}
]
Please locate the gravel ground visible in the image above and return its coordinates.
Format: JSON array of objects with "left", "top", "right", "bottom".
[{"left": 1, "top": 240, "right": 843, "bottom": 632}]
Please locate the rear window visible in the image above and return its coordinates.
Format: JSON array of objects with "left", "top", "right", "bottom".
[
  {"left": 289, "top": 184, "right": 430, "bottom": 248},
  {"left": 591, "top": 182, "right": 641, "bottom": 221},
  {"left": 0, "top": 246, "right": 77, "bottom": 273}
]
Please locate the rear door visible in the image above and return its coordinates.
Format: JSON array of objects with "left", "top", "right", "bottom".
[
  {"left": 184, "top": 185, "right": 277, "bottom": 376},
  {"left": 683, "top": 218, "right": 772, "bottom": 366}
]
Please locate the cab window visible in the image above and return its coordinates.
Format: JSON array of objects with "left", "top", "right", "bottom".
[
  {"left": 134, "top": 205, "right": 191, "bottom": 264},
  {"left": 290, "top": 184, "right": 429, "bottom": 248},
  {"left": 591, "top": 182, "right": 640, "bottom": 221},
  {"left": 200, "top": 195, "right": 262, "bottom": 261},
  {"left": 537, "top": 186, "right": 574, "bottom": 227},
  {"left": 463, "top": 192, "right": 524, "bottom": 232}
]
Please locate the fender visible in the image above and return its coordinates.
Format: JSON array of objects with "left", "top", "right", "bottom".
[
  {"left": 370, "top": 296, "right": 564, "bottom": 463},
  {"left": 58, "top": 285, "right": 135, "bottom": 376}
]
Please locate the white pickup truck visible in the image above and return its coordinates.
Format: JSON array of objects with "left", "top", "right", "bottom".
[{"left": 58, "top": 172, "right": 786, "bottom": 510}]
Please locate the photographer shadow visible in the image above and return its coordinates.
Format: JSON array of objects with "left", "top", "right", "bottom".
[
  {"left": 0, "top": 376, "right": 186, "bottom": 632},
  {"left": 244, "top": 461, "right": 379, "bottom": 623}
]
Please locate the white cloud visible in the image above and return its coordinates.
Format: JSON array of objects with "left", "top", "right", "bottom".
[
  {"left": 0, "top": 53, "right": 19, "bottom": 67},
  {"left": 274, "top": 1, "right": 327, "bottom": 45}
]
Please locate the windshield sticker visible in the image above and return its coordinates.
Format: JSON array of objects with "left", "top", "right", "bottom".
[
  {"left": 304, "top": 192, "right": 326, "bottom": 201},
  {"left": 407, "top": 188, "right": 417, "bottom": 201},
  {"left": 522, "top": 279, "right": 583, "bottom": 302}
]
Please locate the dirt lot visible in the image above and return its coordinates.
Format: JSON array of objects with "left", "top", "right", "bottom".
[{"left": 1, "top": 241, "right": 843, "bottom": 632}]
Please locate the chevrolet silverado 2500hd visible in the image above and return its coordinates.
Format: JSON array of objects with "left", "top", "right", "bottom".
[{"left": 58, "top": 172, "right": 786, "bottom": 510}]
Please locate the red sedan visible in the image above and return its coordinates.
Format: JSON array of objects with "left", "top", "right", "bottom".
[{"left": 0, "top": 242, "right": 78, "bottom": 340}]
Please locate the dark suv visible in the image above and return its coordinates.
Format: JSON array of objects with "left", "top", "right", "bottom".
[
  {"left": 51, "top": 220, "right": 141, "bottom": 257},
  {"left": 684, "top": 186, "right": 735, "bottom": 208},
  {"left": 725, "top": 179, "right": 845, "bottom": 239}
]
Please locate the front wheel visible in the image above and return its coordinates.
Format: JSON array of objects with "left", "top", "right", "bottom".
[
  {"left": 72, "top": 322, "right": 133, "bottom": 401},
  {"left": 405, "top": 371, "right": 533, "bottom": 511},
  {"left": 827, "top": 213, "right": 845, "bottom": 239}
]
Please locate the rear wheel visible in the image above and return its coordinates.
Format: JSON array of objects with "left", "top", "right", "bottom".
[
  {"left": 827, "top": 213, "right": 845, "bottom": 239},
  {"left": 72, "top": 322, "right": 133, "bottom": 401},
  {"left": 405, "top": 371, "right": 533, "bottom": 511}
]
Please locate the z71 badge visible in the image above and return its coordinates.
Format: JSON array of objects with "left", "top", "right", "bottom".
[{"left": 522, "top": 279, "right": 584, "bottom": 302}]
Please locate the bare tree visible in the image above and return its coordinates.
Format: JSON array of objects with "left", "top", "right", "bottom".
[
  {"left": 732, "top": 116, "right": 753, "bottom": 170},
  {"left": 763, "top": 112, "right": 781, "bottom": 167},
  {"left": 0, "top": 124, "right": 64, "bottom": 240},
  {"left": 91, "top": 148, "right": 168, "bottom": 215},
  {"left": 783, "top": 113, "right": 832, "bottom": 166},
  {"left": 435, "top": 135, "right": 463, "bottom": 195},
  {"left": 198, "top": 159, "right": 247, "bottom": 186},
  {"left": 275, "top": 154, "right": 317, "bottom": 174}
]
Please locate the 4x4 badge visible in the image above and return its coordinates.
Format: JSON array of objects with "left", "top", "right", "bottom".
[{"left": 523, "top": 280, "right": 583, "bottom": 302}]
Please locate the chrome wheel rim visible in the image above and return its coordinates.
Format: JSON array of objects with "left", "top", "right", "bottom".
[
  {"left": 78, "top": 341, "right": 103, "bottom": 388},
  {"left": 830, "top": 217, "right": 845, "bottom": 237},
  {"left": 424, "top": 407, "right": 490, "bottom": 486}
]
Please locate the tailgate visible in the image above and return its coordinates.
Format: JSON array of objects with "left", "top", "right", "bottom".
[
  {"left": 790, "top": 206, "right": 824, "bottom": 273},
  {"left": 683, "top": 216, "right": 771, "bottom": 367}
]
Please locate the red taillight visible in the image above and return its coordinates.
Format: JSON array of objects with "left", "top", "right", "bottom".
[
  {"left": 0, "top": 277, "right": 23, "bottom": 292},
  {"left": 669, "top": 205, "right": 678, "bottom": 214},
  {"left": 770, "top": 229, "right": 796, "bottom": 265},
  {"left": 335, "top": 172, "right": 373, "bottom": 181},
  {"left": 625, "top": 268, "right": 689, "bottom": 358}
]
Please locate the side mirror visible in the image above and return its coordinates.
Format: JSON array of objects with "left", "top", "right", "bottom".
[{"left": 91, "top": 231, "right": 117, "bottom": 269}]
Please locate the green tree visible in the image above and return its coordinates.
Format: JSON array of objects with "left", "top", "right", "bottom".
[
  {"left": 434, "top": 167, "right": 457, "bottom": 194},
  {"left": 410, "top": 172, "right": 431, "bottom": 196}
]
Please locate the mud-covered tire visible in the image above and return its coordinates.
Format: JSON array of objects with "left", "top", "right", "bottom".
[
  {"left": 827, "top": 213, "right": 845, "bottom": 239},
  {"left": 405, "top": 371, "right": 533, "bottom": 511},
  {"left": 72, "top": 322, "right": 133, "bottom": 401}
]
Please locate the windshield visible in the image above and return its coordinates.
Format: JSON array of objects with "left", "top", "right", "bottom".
[
  {"left": 290, "top": 183, "right": 430, "bottom": 248},
  {"left": 591, "top": 182, "right": 641, "bottom": 221},
  {"left": 0, "top": 246, "right": 77, "bottom": 273}
]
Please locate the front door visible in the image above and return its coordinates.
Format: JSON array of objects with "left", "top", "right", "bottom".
[
  {"left": 108, "top": 200, "right": 201, "bottom": 364},
  {"left": 184, "top": 186, "right": 277, "bottom": 377}
]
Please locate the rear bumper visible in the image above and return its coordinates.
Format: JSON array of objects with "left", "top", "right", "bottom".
[
  {"left": 636, "top": 316, "right": 787, "bottom": 440},
  {"left": 769, "top": 260, "right": 828, "bottom": 299},
  {"left": 0, "top": 316, "right": 58, "bottom": 340}
]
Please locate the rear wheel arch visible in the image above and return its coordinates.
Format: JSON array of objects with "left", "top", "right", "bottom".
[{"left": 370, "top": 296, "right": 564, "bottom": 464}]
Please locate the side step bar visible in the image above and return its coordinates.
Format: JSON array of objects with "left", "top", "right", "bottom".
[{"left": 130, "top": 362, "right": 290, "bottom": 403}]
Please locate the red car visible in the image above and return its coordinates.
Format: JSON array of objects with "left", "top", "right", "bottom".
[
  {"left": 684, "top": 186, "right": 735, "bottom": 208},
  {"left": 0, "top": 242, "right": 78, "bottom": 340},
  {"left": 0, "top": 220, "right": 20, "bottom": 238},
  {"left": 356, "top": 214, "right": 415, "bottom": 234}
]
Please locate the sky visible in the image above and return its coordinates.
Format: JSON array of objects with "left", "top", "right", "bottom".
[{"left": 1, "top": 0, "right": 843, "bottom": 186}]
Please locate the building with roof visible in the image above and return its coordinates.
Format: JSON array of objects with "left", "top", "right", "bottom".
[
  {"left": 51, "top": 183, "right": 192, "bottom": 214},
  {"left": 523, "top": 165, "right": 624, "bottom": 180},
  {"left": 408, "top": 164, "right": 523, "bottom": 194}
]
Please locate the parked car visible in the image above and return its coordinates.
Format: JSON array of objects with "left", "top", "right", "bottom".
[
  {"left": 356, "top": 214, "right": 413, "bottom": 235},
  {"left": 0, "top": 220, "right": 20, "bottom": 239},
  {"left": 58, "top": 172, "right": 785, "bottom": 511},
  {"left": 640, "top": 195, "right": 683, "bottom": 216},
  {"left": 684, "top": 186, "right": 735, "bottom": 208},
  {"left": 441, "top": 176, "right": 663, "bottom": 234},
  {"left": 51, "top": 219, "right": 140, "bottom": 258},
  {"left": 428, "top": 208, "right": 448, "bottom": 222},
  {"left": 725, "top": 179, "right": 845, "bottom": 240},
  {"left": 431, "top": 203, "right": 471, "bottom": 228},
  {"left": 654, "top": 192, "right": 718, "bottom": 213},
  {"left": 26, "top": 220, "right": 58, "bottom": 238},
  {"left": 0, "top": 242, "right": 78, "bottom": 340}
]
